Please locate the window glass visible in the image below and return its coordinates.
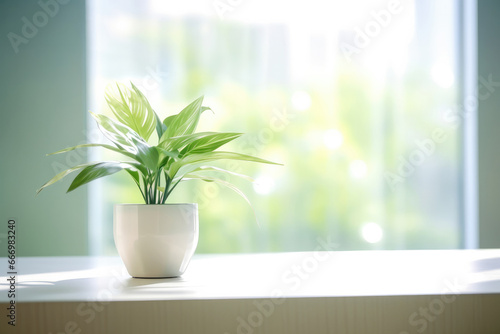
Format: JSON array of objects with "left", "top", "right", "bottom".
[{"left": 88, "top": 0, "right": 461, "bottom": 254}]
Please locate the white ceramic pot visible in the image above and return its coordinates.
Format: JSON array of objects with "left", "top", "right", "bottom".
[{"left": 113, "top": 204, "right": 199, "bottom": 278}]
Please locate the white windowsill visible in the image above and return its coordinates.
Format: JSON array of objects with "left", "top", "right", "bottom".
[
  {"left": 2, "top": 249, "right": 500, "bottom": 303},
  {"left": 1, "top": 250, "right": 500, "bottom": 333}
]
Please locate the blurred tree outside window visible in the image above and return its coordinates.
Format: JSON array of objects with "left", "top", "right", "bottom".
[{"left": 87, "top": 0, "right": 463, "bottom": 254}]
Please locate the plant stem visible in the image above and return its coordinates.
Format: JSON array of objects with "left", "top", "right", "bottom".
[
  {"left": 160, "top": 172, "right": 171, "bottom": 204},
  {"left": 156, "top": 171, "right": 162, "bottom": 204},
  {"left": 149, "top": 177, "right": 153, "bottom": 204},
  {"left": 165, "top": 178, "right": 182, "bottom": 199},
  {"left": 152, "top": 173, "right": 156, "bottom": 204},
  {"left": 154, "top": 171, "right": 160, "bottom": 204},
  {"left": 137, "top": 180, "right": 147, "bottom": 203},
  {"left": 129, "top": 172, "right": 147, "bottom": 203},
  {"left": 144, "top": 174, "right": 151, "bottom": 204}
]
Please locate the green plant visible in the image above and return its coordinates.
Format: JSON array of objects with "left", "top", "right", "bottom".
[{"left": 37, "top": 82, "right": 281, "bottom": 204}]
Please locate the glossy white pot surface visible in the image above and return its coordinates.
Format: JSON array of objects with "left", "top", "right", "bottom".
[{"left": 113, "top": 204, "right": 198, "bottom": 278}]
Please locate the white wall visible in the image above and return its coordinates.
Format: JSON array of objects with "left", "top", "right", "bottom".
[
  {"left": 478, "top": 0, "right": 500, "bottom": 248},
  {"left": 0, "top": 0, "right": 88, "bottom": 256}
]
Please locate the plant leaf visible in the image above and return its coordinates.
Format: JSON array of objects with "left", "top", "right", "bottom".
[
  {"left": 201, "top": 106, "right": 213, "bottom": 113},
  {"left": 163, "top": 96, "right": 205, "bottom": 139},
  {"left": 162, "top": 114, "right": 176, "bottom": 129},
  {"left": 182, "top": 174, "right": 260, "bottom": 226},
  {"left": 89, "top": 111, "right": 149, "bottom": 154},
  {"left": 181, "top": 132, "right": 242, "bottom": 155},
  {"left": 67, "top": 162, "right": 138, "bottom": 192},
  {"left": 155, "top": 112, "right": 167, "bottom": 140},
  {"left": 105, "top": 82, "right": 156, "bottom": 141},
  {"left": 159, "top": 132, "right": 219, "bottom": 151},
  {"left": 122, "top": 161, "right": 149, "bottom": 176},
  {"left": 130, "top": 81, "right": 166, "bottom": 141},
  {"left": 169, "top": 151, "right": 282, "bottom": 179},
  {"left": 136, "top": 145, "right": 160, "bottom": 171},
  {"left": 36, "top": 163, "right": 95, "bottom": 194},
  {"left": 125, "top": 168, "right": 140, "bottom": 185},
  {"left": 89, "top": 111, "right": 157, "bottom": 170},
  {"left": 48, "top": 143, "right": 136, "bottom": 160},
  {"left": 186, "top": 166, "right": 254, "bottom": 182},
  {"left": 157, "top": 148, "right": 180, "bottom": 168},
  {"left": 124, "top": 168, "right": 145, "bottom": 201}
]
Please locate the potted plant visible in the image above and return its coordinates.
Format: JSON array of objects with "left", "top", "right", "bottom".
[{"left": 37, "top": 82, "right": 280, "bottom": 278}]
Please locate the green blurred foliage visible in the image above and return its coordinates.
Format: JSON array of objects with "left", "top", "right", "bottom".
[{"left": 94, "top": 17, "right": 460, "bottom": 255}]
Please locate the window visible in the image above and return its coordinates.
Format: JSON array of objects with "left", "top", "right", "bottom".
[{"left": 87, "top": 0, "right": 467, "bottom": 254}]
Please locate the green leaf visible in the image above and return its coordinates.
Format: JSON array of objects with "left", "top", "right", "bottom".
[
  {"left": 181, "top": 132, "right": 242, "bottom": 155},
  {"left": 162, "top": 114, "right": 176, "bottom": 129},
  {"left": 36, "top": 163, "right": 94, "bottom": 194},
  {"left": 182, "top": 174, "right": 260, "bottom": 226},
  {"left": 39, "top": 84, "right": 282, "bottom": 204},
  {"left": 89, "top": 111, "right": 149, "bottom": 154},
  {"left": 122, "top": 161, "right": 149, "bottom": 176},
  {"left": 169, "top": 151, "right": 282, "bottom": 179},
  {"left": 48, "top": 143, "right": 136, "bottom": 160},
  {"left": 159, "top": 132, "right": 219, "bottom": 151},
  {"left": 125, "top": 168, "right": 140, "bottom": 185},
  {"left": 187, "top": 166, "right": 254, "bottom": 182},
  {"left": 163, "top": 96, "right": 205, "bottom": 139},
  {"left": 89, "top": 111, "right": 157, "bottom": 170},
  {"left": 155, "top": 112, "right": 167, "bottom": 140},
  {"left": 124, "top": 168, "right": 146, "bottom": 202},
  {"left": 130, "top": 81, "right": 165, "bottom": 141},
  {"left": 137, "top": 146, "right": 160, "bottom": 171},
  {"left": 157, "top": 148, "right": 180, "bottom": 168},
  {"left": 201, "top": 106, "right": 213, "bottom": 113},
  {"left": 67, "top": 162, "right": 138, "bottom": 192},
  {"left": 105, "top": 82, "right": 156, "bottom": 141}
]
